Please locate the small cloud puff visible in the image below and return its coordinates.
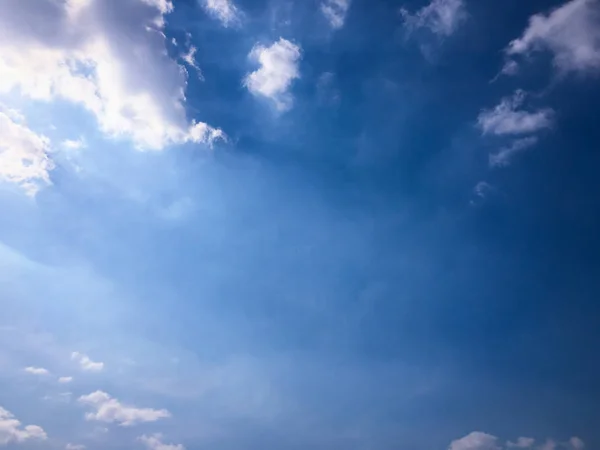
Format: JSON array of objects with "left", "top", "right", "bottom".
[
  {"left": 139, "top": 434, "right": 185, "bottom": 450},
  {"left": 24, "top": 367, "right": 50, "bottom": 376},
  {"left": 58, "top": 376, "right": 74, "bottom": 383},
  {"left": 78, "top": 391, "right": 171, "bottom": 426},
  {"left": 202, "top": 0, "right": 242, "bottom": 27},
  {"left": 401, "top": 0, "right": 467, "bottom": 37},
  {"left": 72, "top": 352, "right": 104, "bottom": 372}
]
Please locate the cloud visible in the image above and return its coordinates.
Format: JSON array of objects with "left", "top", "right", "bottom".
[
  {"left": 61, "top": 138, "right": 86, "bottom": 150},
  {"left": 23, "top": 367, "right": 50, "bottom": 376},
  {"left": 58, "top": 376, "right": 74, "bottom": 383},
  {"left": 139, "top": 434, "right": 184, "bottom": 450},
  {"left": 506, "top": 0, "right": 600, "bottom": 75},
  {"left": 569, "top": 438, "right": 585, "bottom": 450},
  {"left": 507, "top": 438, "right": 535, "bottom": 448},
  {"left": 477, "top": 90, "right": 554, "bottom": 136},
  {"left": 401, "top": 0, "right": 467, "bottom": 37},
  {"left": 201, "top": 0, "right": 241, "bottom": 27},
  {"left": 0, "top": 406, "right": 47, "bottom": 445},
  {"left": 66, "top": 444, "right": 85, "bottom": 450},
  {"left": 450, "top": 432, "right": 500, "bottom": 450},
  {"left": 489, "top": 136, "right": 539, "bottom": 168},
  {"left": 78, "top": 391, "right": 171, "bottom": 426},
  {"left": 244, "top": 38, "right": 302, "bottom": 111},
  {"left": 0, "top": 110, "right": 54, "bottom": 196},
  {"left": 72, "top": 352, "right": 104, "bottom": 372},
  {"left": 0, "top": 0, "right": 223, "bottom": 150},
  {"left": 320, "top": 0, "right": 351, "bottom": 29}
]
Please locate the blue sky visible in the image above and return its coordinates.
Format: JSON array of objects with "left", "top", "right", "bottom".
[{"left": 1, "top": 0, "right": 599, "bottom": 449}]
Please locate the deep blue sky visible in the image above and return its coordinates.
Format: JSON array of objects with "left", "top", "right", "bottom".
[{"left": 0, "top": 1, "right": 599, "bottom": 450}]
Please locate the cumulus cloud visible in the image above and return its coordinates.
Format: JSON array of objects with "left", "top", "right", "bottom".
[
  {"left": 23, "top": 366, "right": 50, "bottom": 376},
  {"left": 78, "top": 391, "right": 171, "bottom": 426},
  {"left": 450, "top": 432, "right": 500, "bottom": 450},
  {"left": 320, "top": 0, "right": 351, "bottom": 29},
  {"left": 401, "top": 0, "right": 467, "bottom": 37},
  {"left": 477, "top": 90, "right": 554, "bottom": 136},
  {"left": 505, "top": 0, "right": 600, "bottom": 75},
  {"left": 139, "top": 434, "right": 184, "bottom": 450},
  {"left": 202, "top": 0, "right": 241, "bottom": 27},
  {"left": 71, "top": 352, "right": 104, "bottom": 372},
  {"left": 489, "top": 136, "right": 539, "bottom": 168},
  {"left": 0, "top": 0, "right": 223, "bottom": 150},
  {"left": 0, "top": 406, "right": 47, "bottom": 445},
  {"left": 244, "top": 38, "right": 302, "bottom": 111},
  {"left": 0, "top": 111, "right": 54, "bottom": 196},
  {"left": 58, "top": 376, "right": 73, "bottom": 384}
]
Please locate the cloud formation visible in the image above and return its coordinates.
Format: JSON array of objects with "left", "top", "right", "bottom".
[
  {"left": 477, "top": 90, "right": 554, "bottom": 136},
  {"left": 449, "top": 433, "right": 585, "bottom": 450},
  {"left": 139, "top": 434, "right": 185, "bottom": 450},
  {"left": 489, "top": 136, "right": 539, "bottom": 168},
  {"left": 450, "top": 432, "right": 500, "bottom": 450},
  {"left": 244, "top": 38, "right": 302, "bottom": 111},
  {"left": 0, "top": 110, "right": 54, "bottom": 196},
  {"left": 78, "top": 391, "right": 171, "bottom": 426},
  {"left": 0, "top": 0, "right": 223, "bottom": 150},
  {"left": 72, "top": 352, "right": 104, "bottom": 372},
  {"left": 23, "top": 367, "right": 50, "bottom": 376},
  {"left": 202, "top": 0, "right": 241, "bottom": 27},
  {"left": 506, "top": 0, "right": 600, "bottom": 75},
  {"left": 320, "top": 0, "right": 351, "bottom": 29},
  {"left": 0, "top": 406, "right": 47, "bottom": 445},
  {"left": 401, "top": 0, "right": 467, "bottom": 37},
  {"left": 58, "top": 376, "right": 73, "bottom": 384}
]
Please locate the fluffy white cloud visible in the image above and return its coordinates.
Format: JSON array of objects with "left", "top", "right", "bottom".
[
  {"left": 489, "top": 136, "right": 539, "bottom": 168},
  {"left": 139, "top": 434, "right": 184, "bottom": 450},
  {"left": 58, "top": 376, "right": 74, "bottom": 383},
  {"left": 244, "top": 39, "right": 302, "bottom": 111},
  {"left": 401, "top": 0, "right": 467, "bottom": 37},
  {"left": 507, "top": 438, "right": 535, "bottom": 448},
  {"left": 23, "top": 366, "right": 50, "bottom": 376},
  {"left": 506, "top": 0, "right": 600, "bottom": 75},
  {"left": 320, "top": 0, "right": 351, "bottom": 29},
  {"left": 450, "top": 432, "right": 500, "bottom": 450},
  {"left": 72, "top": 352, "right": 104, "bottom": 372},
  {"left": 202, "top": 0, "right": 241, "bottom": 27},
  {"left": 0, "top": 111, "right": 54, "bottom": 196},
  {"left": 79, "top": 391, "right": 170, "bottom": 426},
  {"left": 0, "top": 406, "right": 47, "bottom": 445},
  {"left": 0, "top": 0, "right": 223, "bottom": 151},
  {"left": 478, "top": 90, "right": 554, "bottom": 136}
]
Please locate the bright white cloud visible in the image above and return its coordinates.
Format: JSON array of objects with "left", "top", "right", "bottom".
[
  {"left": 61, "top": 138, "right": 86, "bottom": 150},
  {"left": 79, "top": 391, "right": 171, "bottom": 426},
  {"left": 72, "top": 352, "right": 104, "bottom": 372},
  {"left": 320, "top": 0, "right": 351, "bottom": 29},
  {"left": 477, "top": 90, "right": 554, "bottom": 136},
  {"left": 0, "top": 0, "right": 223, "bottom": 151},
  {"left": 0, "top": 111, "right": 54, "bottom": 196},
  {"left": 58, "top": 376, "right": 74, "bottom": 383},
  {"left": 202, "top": 0, "right": 241, "bottom": 27},
  {"left": 23, "top": 366, "right": 50, "bottom": 376},
  {"left": 506, "top": 0, "right": 600, "bottom": 75},
  {"left": 244, "top": 38, "right": 302, "bottom": 111},
  {"left": 489, "top": 136, "right": 539, "bottom": 168},
  {"left": 507, "top": 438, "right": 535, "bottom": 448},
  {"left": 0, "top": 406, "right": 47, "bottom": 445},
  {"left": 139, "top": 434, "right": 184, "bottom": 450},
  {"left": 66, "top": 444, "right": 85, "bottom": 450},
  {"left": 401, "top": 0, "right": 467, "bottom": 37},
  {"left": 450, "top": 432, "right": 500, "bottom": 450}
]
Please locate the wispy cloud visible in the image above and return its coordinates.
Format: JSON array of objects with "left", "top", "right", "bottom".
[
  {"left": 489, "top": 136, "right": 539, "bottom": 168},
  {"left": 72, "top": 352, "right": 104, "bottom": 372},
  {"left": 449, "top": 432, "right": 585, "bottom": 450},
  {"left": 320, "top": 0, "right": 351, "bottom": 29},
  {"left": 507, "top": 438, "right": 536, "bottom": 448},
  {"left": 244, "top": 38, "right": 302, "bottom": 111},
  {"left": 477, "top": 90, "right": 554, "bottom": 136},
  {"left": 401, "top": 0, "right": 467, "bottom": 37},
  {"left": 0, "top": 406, "right": 47, "bottom": 445},
  {"left": 201, "top": 0, "right": 241, "bottom": 27},
  {"left": 23, "top": 366, "right": 50, "bottom": 376},
  {"left": 78, "top": 391, "right": 171, "bottom": 426},
  {"left": 505, "top": 0, "right": 600, "bottom": 75},
  {"left": 61, "top": 138, "right": 86, "bottom": 150},
  {"left": 58, "top": 376, "right": 74, "bottom": 383},
  {"left": 66, "top": 444, "right": 86, "bottom": 450},
  {"left": 139, "top": 434, "right": 184, "bottom": 450}
]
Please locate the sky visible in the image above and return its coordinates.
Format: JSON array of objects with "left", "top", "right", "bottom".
[{"left": 0, "top": 0, "right": 600, "bottom": 449}]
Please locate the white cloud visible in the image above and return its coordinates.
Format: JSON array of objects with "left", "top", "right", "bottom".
[
  {"left": 477, "top": 90, "right": 554, "bottom": 136},
  {"left": 23, "top": 366, "right": 50, "bottom": 376},
  {"left": 489, "top": 136, "right": 539, "bottom": 168},
  {"left": 0, "top": 111, "right": 54, "bottom": 196},
  {"left": 61, "top": 138, "right": 86, "bottom": 150},
  {"left": 66, "top": 444, "right": 86, "bottom": 450},
  {"left": 0, "top": 406, "right": 47, "bottom": 445},
  {"left": 449, "top": 432, "right": 501, "bottom": 450},
  {"left": 569, "top": 438, "right": 585, "bottom": 450},
  {"left": 0, "top": 0, "right": 223, "bottom": 150},
  {"left": 506, "top": 0, "right": 600, "bottom": 75},
  {"left": 244, "top": 38, "right": 302, "bottom": 111},
  {"left": 507, "top": 438, "right": 535, "bottom": 448},
  {"left": 202, "top": 0, "right": 241, "bottom": 27},
  {"left": 72, "top": 352, "right": 104, "bottom": 372},
  {"left": 58, "top": 376, "right": 74, "bottom": 383},
  {"left": 139, "top": 434, "right": 184, "bottom": 450},
  {"left": 401, "top": 0, "right": 467, "bottom": 37},
  {"left": 320, "top": 0, "right": 351, "bottom": 29},
  {"left": 78, "top": 391, "right": 171, "bottom": 426},
  {"left": 181, "top": 46, "right": 203, "bottom": 79}
]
